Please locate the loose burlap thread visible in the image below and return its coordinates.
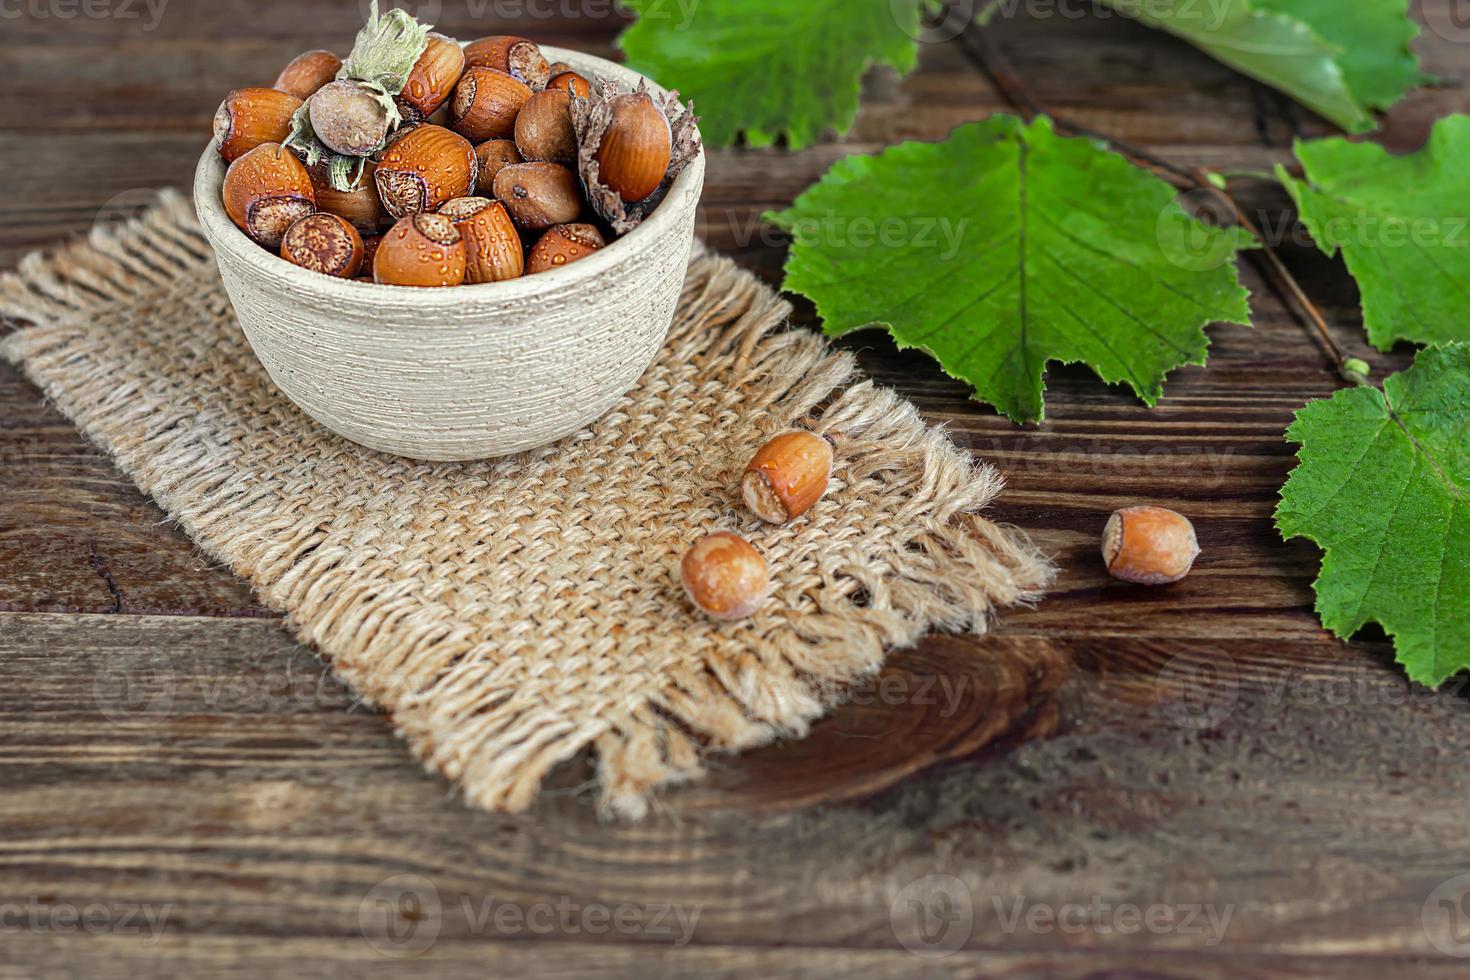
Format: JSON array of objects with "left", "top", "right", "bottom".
[{"left": 0, "top": 191, "right": 1053, "bottom": 817}]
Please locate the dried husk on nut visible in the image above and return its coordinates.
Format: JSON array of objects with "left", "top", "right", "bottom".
[
  {"left": 283, "top": 0, "right": 431, "bottom": 191},
  {"left": 570, "top": 78, "right": 699, "bottom": 235}
]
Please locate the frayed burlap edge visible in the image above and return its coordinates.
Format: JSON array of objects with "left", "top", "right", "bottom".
[{"left": 0, "top": 190, "right": 1054, "bottom": 818}]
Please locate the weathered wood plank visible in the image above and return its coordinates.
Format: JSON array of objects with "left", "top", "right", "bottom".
[{"left": 1, "top": 612, "right": 1468, "bottom": 966}]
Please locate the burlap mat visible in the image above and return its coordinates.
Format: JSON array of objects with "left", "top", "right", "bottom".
[{"left": 0, "top": 191, "right": 1052, "bottom": 817}]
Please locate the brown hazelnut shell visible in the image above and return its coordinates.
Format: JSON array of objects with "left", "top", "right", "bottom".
[
  {"left": 1102, "top": 507, "right": 1200, "bottom": 585},
  {"left": 473, "top": 139, "right": 523, "bottom": 195},
  {"left": 451, "top": 67, "right": 532, "bottom": 143},
  {"left": 374, "top": 124, "right": 478, "bottom": 219},
  {"left": 400, "top": 33, "right": 466, "bottom": 118},
  {"left": 527, "top": 223, "right": 604, "bottom": 275},
  {"left": 548, "top": 71, "right": 592, "bottom": 98},
  {"left": 281, "top": 213, "right": 365, "bottom": 279},
  {"left": 309, "top": 80, "right": 392, "bottom": 157},
  {"left": 742, "top": 431, "right": 834, "bottom": 525},
  {"left": 571, "top": 79, "right": 701, "bottom": 234},
  {"left": 493, "top": 162, "right": 582, "bottom": 232},
  {"left": 222, "top": 142, "right": 317, "bottom": 249},
  {"left": 374, "top": 212, "right": 467, "bottom": 288},
  {"left": 441, "top": 198, "right": 524, "bottom": 284},
  {"left": 595, "top": 91, "right": 672, "bottom": 204},
  {"left": 273, "top": 49, "right": 342, "bottom": 101},
  {"left": 463, "top": 35, "right": 550, "bottom": 91},
  {"left": 680, "top": 532, "right": 771, "bottom": 621},
  {"left": 214, "top": 87, "right": 303, "bottom": 163},
  {"left": 307, "top": 159, "right": 384, "bottom": 235},
  {"left": 515, "top": 88, "right": 576, "bottom": 164}
]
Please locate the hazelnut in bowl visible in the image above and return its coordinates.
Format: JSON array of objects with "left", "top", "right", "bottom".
[{"left": 193, "top": 45, "right": 704, "bottom": 461}]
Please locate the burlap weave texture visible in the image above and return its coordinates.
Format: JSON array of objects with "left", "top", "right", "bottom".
[{"left": 0, "top": 192, "right": 1052, "bottom": 817}]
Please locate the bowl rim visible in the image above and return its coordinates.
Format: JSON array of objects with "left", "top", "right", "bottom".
[{"left": 194, "top": 44, "right": 704, "bottom": 305}]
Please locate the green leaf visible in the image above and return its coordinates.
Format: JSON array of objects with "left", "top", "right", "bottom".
[
  {"left": 1278, "top": 115, "right": 1470, "bottom": 351},
  {"left": 1277, "top": 344, "right": 1470, "bottom": 687},
  {"left": 618, "top": 0, "right": 921, "bottom": 149},
  {"left": 765, "top": 115, "right": 1255, "bottom": 423},
  {"left": 1257, "top": 0, "right": 1429, "bottom": 112},
  {"left": 1098, "top": 0, "right": 1427, "bottom": 133}
]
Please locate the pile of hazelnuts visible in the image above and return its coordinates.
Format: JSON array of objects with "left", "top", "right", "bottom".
[{"left": 214, "top": 27, "right": 693, "bottom": 287}]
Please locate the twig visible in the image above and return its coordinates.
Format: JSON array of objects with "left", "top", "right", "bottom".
[
  {"left": 1186, "top": 167, "right": 1362, "bottom": 381},
  {"left": 954, "top": 15, "right": 1366, "bottom": 384}
]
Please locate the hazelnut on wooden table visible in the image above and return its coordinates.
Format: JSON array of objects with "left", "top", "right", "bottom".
[{"left": 1102, "top": 506, "right": 1200, "bottom": 585}]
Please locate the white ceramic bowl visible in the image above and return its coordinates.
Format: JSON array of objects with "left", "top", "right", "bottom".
[{"left": 194, "top": 47, "right": 703, "bottom": 461}]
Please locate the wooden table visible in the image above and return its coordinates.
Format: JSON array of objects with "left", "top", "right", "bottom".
[{"left": 3, "top": 2, "right": 1468, "bottom": 976}]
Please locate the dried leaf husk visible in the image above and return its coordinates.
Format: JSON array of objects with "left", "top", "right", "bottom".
[{"left": 570, "top": 78, "right": 699, "bottom": 235}]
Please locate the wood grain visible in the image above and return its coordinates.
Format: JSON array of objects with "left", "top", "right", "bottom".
[{"left": 2, "top": 0, "right": 1469, "bottom": 975}]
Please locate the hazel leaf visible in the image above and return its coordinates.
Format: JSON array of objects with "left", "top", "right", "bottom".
[
  {"left": 765, "top": 115, "right": 1256, "bottom": 423},
  {"left": 617, "top": 0, "right": 921, "bottom": 149},
  {"left": 1277, "top": 343, "right": 1470, "bottom": 687},
  {"left": 1098, "top": 0, "right": 1428, "bottom": 133},
  {"left": 1278, "top": 115, "right": 1470, "bottom": 351}
]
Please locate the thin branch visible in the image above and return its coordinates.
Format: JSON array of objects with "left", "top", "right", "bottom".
[{"left": 1186, "top": 167, "right": 1352, "bottom": 375}]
